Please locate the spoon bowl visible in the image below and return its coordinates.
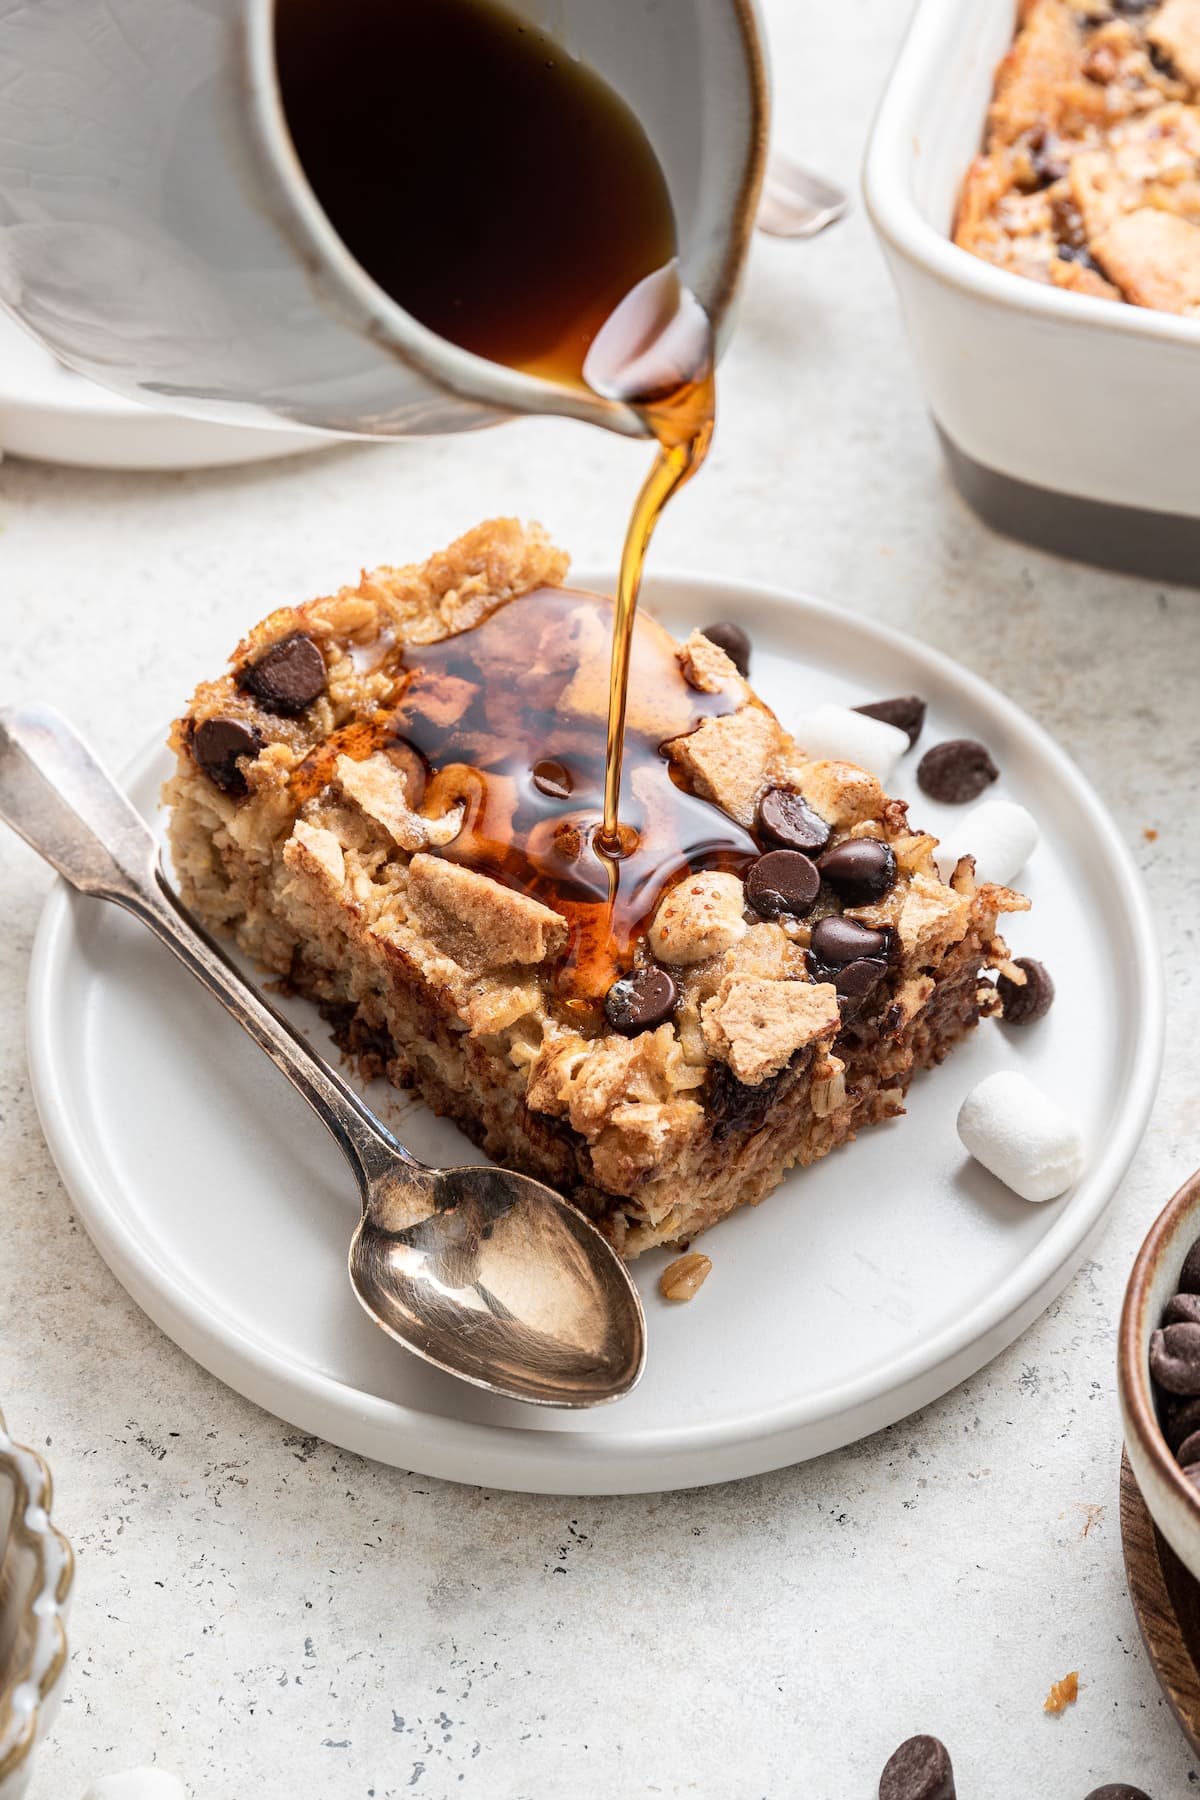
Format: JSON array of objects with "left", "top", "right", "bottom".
[{"left": 351, "top": 1161, "right": 646, "bottom": 1406}]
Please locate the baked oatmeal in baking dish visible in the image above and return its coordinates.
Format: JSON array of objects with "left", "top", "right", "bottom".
[
  {"left": 165, "top": 519, "right": 1026, "bottom": 1257},
  {"left": 956, "top": 0, "right": 1200, "bottom": 313}
]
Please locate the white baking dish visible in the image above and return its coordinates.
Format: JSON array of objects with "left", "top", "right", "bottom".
[{"left": 864, "top": 0, "right": 1200, "bottom": 533}]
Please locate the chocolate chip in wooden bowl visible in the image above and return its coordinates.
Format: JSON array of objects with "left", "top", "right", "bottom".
[
  {"left": 1164, "top": 1394, "right": 1200, "bottom": 1454},
  {"left": 878, "top": 1734, "right": 955, "bottom": 1800},
  {"left": 917, "top": 738, "right": 1000, "bottom": 804},
  {"left": 817, "top": 837, "right": 897, "bottom": 906},
  {"left": 700, "top": 619, "right": 750, "bottom": 677},
  {"left": 1166, "top": 1292, "right": 1200, "bottom": 1329},
  {"left": 1149, "top": 1322, "right": 1200, "bottom": 1395},
  {"left": 1177, "top": 1234, "right": 1200, "bottom": 1294},
  {"left": 1084, "top": 1787, "right": 1154, "bottom": 1800},
  {"left": 997, "top": 957, "right": 1056, "bottom": 1026},
  {"left": 191, "top": 716, "right": 262, "bottom": 795},
  {"left": 604, "top": 966, "right": 678, "bottom": 1036},
  {"left": 757, "top": 787, "right": 831, "bottom": 855},
  {"left": 238, "top": 631, "right": 327, "bottom": 716},
  {"left": 809, "top": 915, "right": 891, "bottom": 969},
  {"left": 746, "top": 849, "right": 821, "bottom": 920},
  {"left": 854, "top": 694, "right": 926, "bottom": 749}
]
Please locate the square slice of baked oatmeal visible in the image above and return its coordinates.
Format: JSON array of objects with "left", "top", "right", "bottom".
[{"left": 165, "top": 519, "right": 1026, "bottom": 1257}]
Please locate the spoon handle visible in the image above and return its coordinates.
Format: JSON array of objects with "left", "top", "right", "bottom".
[{"left": 0, "top": 704, "right": 410, "bottom": 1189}]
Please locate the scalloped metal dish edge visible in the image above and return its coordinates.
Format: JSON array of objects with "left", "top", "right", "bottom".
[{"left": 0, "top": 1408, "right": 74, "bottom": 1795}]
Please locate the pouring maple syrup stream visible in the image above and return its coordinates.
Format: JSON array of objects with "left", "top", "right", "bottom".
[
  {"left": 581, "top": 270, "right": 717, "bottom": 852},
  {"left": 277, "top": 0, "right": 724, "bottom": 995}
]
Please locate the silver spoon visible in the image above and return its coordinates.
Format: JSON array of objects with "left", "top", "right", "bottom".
[
  {"left": 755, "top": 149, "right": 850, "bottom": 240},
  {"left": 0, "top": 705, "right": 646, "bottom": 1409}
]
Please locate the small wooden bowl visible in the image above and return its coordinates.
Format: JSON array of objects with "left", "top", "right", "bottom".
[
  {"left": 1119, "top": 1169, "right": 1200, "bottom": 1584},
  {"left": 1120, "top": 1449, "right": 1200, "bottom": 1755}
]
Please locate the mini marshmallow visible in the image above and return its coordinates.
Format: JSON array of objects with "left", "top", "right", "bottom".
[
  {"left": 934, "top": 799, "right": 1039, "bottom": 887},
  {"left": 82, "top": 1772, "right": 186, "bottom": 1800},
  {"left": 796, "top": 704, "right": 909, "bottom": 784},
  {"left": 957, "top": 1070, "right": 1084, "bottom": 1203}
]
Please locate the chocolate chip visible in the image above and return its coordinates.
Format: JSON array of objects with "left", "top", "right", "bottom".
[
  {"left": 917, "top": 739, "right": 999, "bottom": 804},
  {"left": 1178, "top": 1235, "right": 1200, "bottom": 1294},
  {"left": 532, "top": 758, "right": 572, "bottom": 800},
  {"left": 817, "top": 837, "right": 897, "bottom": 905},
  {"left": 1177, "top": 1428, "right": 1200, "bottom": 1468},
  {"left": 1012, "top": 127, "right": 1067, "bottom": 192},
  {"left": 1164, "top": 1394, "right": 1200, "bottom": 1453},
  {"left": 192, "top": 716, "right": 262, "bottom": 794},
  {"left": 604, "top": 967, "right": 677, "bottom": 1035},
  {"left": 746, "top": 849, "right": 820, "bottom": 920},
  {"left": 708, "top": 1061, "right": 790, "bottom": 1140},
  {"left": 1182, "top": 1464, "right": 1200, "bottom": 1495},
  {"left": 1051, "top": 192, "right": 1088, "bottom": 252},
  {"left": 997, "top": 957, "right": 1055, "bottom": 1026},
  {"left": 758, "top": 787, "right": 831, "bottom": 855},
  {"left": 238, "top": 632, "right": 327, "bottom": 715},
  {"left": 879, "top": 1734, "right": 956, "bottom": 1800},
  {"left": 1150, "top": 1323, "right": 1200, "bottom": 1395},
  {"left": 1028, "top": 140, "right": 1067, "bottom": 189},
  {"left": 1167, "top": 1293, "right": 1200, "bottom": 1329},
  {"left": 833, "top": 956, "right": 889, "bottom": 1000},
  {"left": 1084, "top": 1788, "right": 1153, "bottom": 1800},
  {"left": 853, "top": 695, "right": 926, "bottom": 749},
  {"left": 700, "top": 619, "right": 750, "bottom": 677},
  {"left": 1056, "top": 241, "right": 1104, "bottom": 273},
  {"left": 809, "top": 915, "right": 891, "bottom": 968}
]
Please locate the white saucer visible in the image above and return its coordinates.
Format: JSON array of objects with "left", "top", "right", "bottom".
[
  {"left": 0, "top": 312, "right": 326, "bottom": 470},
  {"left": 25, "top": 574, "right": 1163, "bottom": 1495}
]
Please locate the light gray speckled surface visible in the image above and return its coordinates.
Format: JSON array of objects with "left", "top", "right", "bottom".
[{"left": 3, "top": 2, "right": 1200, "bottom": 1795}]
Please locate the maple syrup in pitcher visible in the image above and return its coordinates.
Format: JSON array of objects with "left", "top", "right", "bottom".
[{"left": 276, "top": 0, "right": 722, "bottom": 1000}]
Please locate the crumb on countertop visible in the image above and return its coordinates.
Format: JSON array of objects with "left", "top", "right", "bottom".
[{"left": 1044, "top": 1670, "right": 1079, "bottom": 1714}]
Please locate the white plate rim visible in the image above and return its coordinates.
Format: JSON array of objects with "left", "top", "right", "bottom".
[
  {"left": 0, "top": 310, "right": 329, "bottom": 469},
  {"left": 24, "top": 571, "right": 1165, "bottom": 1493}
]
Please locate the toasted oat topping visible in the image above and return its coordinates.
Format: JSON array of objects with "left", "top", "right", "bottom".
[
  {"left": 405, "top": 854, "right": 568, "bottom": 973},
  {"left": 334, "top": 752, "right": 431, "bottom": 853},
  {"left": 667, "top": 706, "right": 781, "bottom": 828},
  {"left": 676, "top": 629, "right": 741, "bottom": 695},
  {"left": 1095, "top": 204, "right": 1200, "bottom": 307},
  {"left": 700, "top": 974, "right": 841, "bottom": 1086}
]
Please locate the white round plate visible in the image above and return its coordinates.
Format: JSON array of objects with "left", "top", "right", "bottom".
[
  {"left": 26, "top": 574, "right": 1162, "bottom": 1495},
  {"left": 0, "top": 312, "right": 327, "bottom": 470}
]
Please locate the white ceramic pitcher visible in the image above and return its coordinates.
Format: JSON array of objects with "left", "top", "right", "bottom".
[{"left": 0, "top": 0, "right": 767, "bottom": 442}]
